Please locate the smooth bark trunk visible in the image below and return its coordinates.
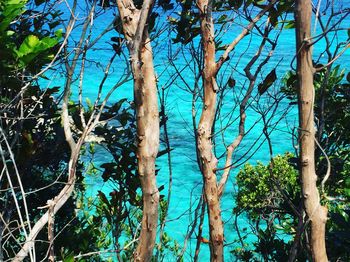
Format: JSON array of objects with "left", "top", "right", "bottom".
[{"left": 295, "top": 1, "right": 328, "bottom": 261}]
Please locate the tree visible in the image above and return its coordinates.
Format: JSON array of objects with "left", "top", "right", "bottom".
[
  {"left": 169, "top": 0, "right": 282, "bottom": 260},
  {"left": 0, "top": 0, "right": 134, "bottom": 260},
  {"left": 2, "top": 0, "right": 349, "bottom": 260},
  {"left": 294, "top": 0, "right": 328, "bottom": 261},
  {"left": 116, "top": 0, "right": 160, "bottom": 260},
  {"left": 232, "top": 1, "right": 350, "bottom": 259}
]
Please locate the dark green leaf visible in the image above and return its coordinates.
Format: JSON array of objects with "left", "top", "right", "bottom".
[{"left": 258, "top": 69, "right": 277, "bottom": 95}]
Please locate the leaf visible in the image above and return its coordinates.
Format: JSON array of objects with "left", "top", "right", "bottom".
[
  {"left": 45, "top": 86, "right": 60, "bottom": 96},
  {"left": 6, "top": 30, "right": 15, "bottom": 36},
  {"left": 111, "top": 98, "right": 127, "bottom": 112},
  {"left": 258, "top": 69, "right": 277, "bottom": 95},
  {"left": 230, "top": 0, "right": 243, "bottom": 9},
  {"left": 0, "top": 1, "right": 26, "bottom": 33},
  {"left": 157, "top": 148, "right": 173, "bottom": 157},
  {"left": 16, "top": 35, "right": 40, "bottom": 57},
  {"left": 15, "top": 34, "right": 59, "bottom": 65},
  {"left": 269, "top": 7, "right": 278, "bottom": 27},
  {"left": 86, "top": 98, "right": 93, "bottom": 112},
  {"left": 158, "top": 0, "right": 174, "bottom": 10},
  {"left": 158, "top": 185, "right": 165, "bottom": 192},
  {"left": 218, "top": 14, "right": 227, "bottom": 24},
  {"left": 35, "top": 0, "right": 46, "bottom": 5},
  {"left": 49, "top": 21, "right": 60, "bottom": 30},
  {"left": 227, "top": 77, "right": 236, "bottom": 88},
  {"left": 98, "top": 191, "right": 111, "bottom": 208},
  {"left": 62, "top": 254, "right": 75, "bottom": 262},
  {"left": 40, "top": 36, "right": 59, "bottom": 49},
  {"left": 113, "top": 16, "right": 123, "bottom": 34},
  {"left": 148, "top": 12, "right": 159, "bottom": 32},
  {"left": 55, "top": 29, "right": 63, "bottom": 39},
  {"left": 112, "top": 43, "right": 121, "bottom": 55},
  {"left": 284, "top": 20, "right": 295, "bottom": 29}
]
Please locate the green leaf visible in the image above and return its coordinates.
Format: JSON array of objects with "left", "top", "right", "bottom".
[
  {"left": 15, "top": 33, "right": 60, "bottom": 65},
  {"left": 0, "top": 1, "right": 26, "bottom": 32},
  {"left": 40, "top": 36, "right": 58, "bottom": 49},
  {"left": 6, "top": 30, "right": 15, "bottom": 36},
  {"left": 284, "top": 20, "right": 295, "bottom": 29},
  {"left": 86, "top": 97, "right": 93, "bottom": 112},
  {"left": 218, "top": 14, "right": 227, "bottom": 24},
  {"left": 62, "top": 254, "right": 75, "bottom": 262},
  {"left": 16, "top": 35, "right": 40, "bottom": 57},
  {"left": 55, "top": 29, "right": 63, "bottom": 40}
]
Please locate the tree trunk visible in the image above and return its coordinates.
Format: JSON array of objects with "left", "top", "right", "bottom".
[
  {"left": 197, "top": 0, "right": 224, "bottom": 260},
  {"left": 117, "top": 1, "right": 159, "bottom": 260},
  {"left": 295, "top": 1, "right": 328, "bottom": 261},
  {"left": 133, "top": 37, "right": 159, "bottom": 261}
]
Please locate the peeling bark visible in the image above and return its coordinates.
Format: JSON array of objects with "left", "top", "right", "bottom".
[
  {"left": 197, "top": 0, "right": 224, "bottom": 260},
  {"left": 116, "top": 0, "right": 159, "bottom": 260},
  {"left": 195, "top": 1, "right": 276, "bottom": 260},
  {"left": 295, "top": 1, "right": 328, "bottom": 261}
]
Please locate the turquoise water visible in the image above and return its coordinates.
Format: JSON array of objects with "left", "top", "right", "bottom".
[{"left": 45, "top": 1, "right": 350, "bottom": 260}]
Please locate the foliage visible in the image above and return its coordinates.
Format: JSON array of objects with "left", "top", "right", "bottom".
[
  {"left": 233, "top": 153, "right": 301, "bottom": 261},
  {"left": 0, "top": 1, "right": 107, "bottom": 260},
  {"left": 234, "top": 65, "right": 350, "bottom": 261},
  {"left": 1, "top": 0, "right": 349, "bottom": 260},
  {"left": 168, "top": 0, "right": 294, "bottom": 45},
  {"left": 282, "top": 65, "right": 350, "bottom": 202},
  {"left": 236, "top": 153, "right": 299, "bottom": 220},
  {"left": 0, "top": 0, "right": 62, "bottom": 91}
]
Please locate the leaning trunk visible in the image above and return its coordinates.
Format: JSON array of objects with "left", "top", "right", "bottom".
[
  {"left": 197, "top": 0, "right": 224, "bottom": 260},
  {"left": 295, "top": 1, "right": 328, "bottom": 261}
]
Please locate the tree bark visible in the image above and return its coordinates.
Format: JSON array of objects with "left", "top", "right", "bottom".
[
  {"left": 295, "top": 1, "right": 328, "bottom": 261},
  {"left": 197, "top": 0, "right": 224, "bottom": 260},
  {"left": 48, "top": 200, "right": 55, "bottom": 262},
  {"left": 117, "top": 1, "right": 159, "bottom": 260}
]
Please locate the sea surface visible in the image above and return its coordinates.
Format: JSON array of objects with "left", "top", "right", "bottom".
[{"left": 44, "top": 1, "right": 350, "bottom": 260}]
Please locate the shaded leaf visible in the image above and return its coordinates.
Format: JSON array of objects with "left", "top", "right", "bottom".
[
  {"left": 258, "top": 69, "right": 277, "bottom": 95},
  {"left": 227, "top": 77, "right": 236, "bottom": 88}
]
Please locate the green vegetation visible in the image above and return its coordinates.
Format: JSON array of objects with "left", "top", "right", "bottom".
[
  {"left": 233, "top": 66, "right": 350, "bottom": 261},
  {"left": 0, "top": 0, "right": 349, "bottom": 261}
]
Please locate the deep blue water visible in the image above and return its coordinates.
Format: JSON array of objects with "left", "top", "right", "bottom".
[{"left": 44, "top": 1, "right": 350, "bottom": 260}]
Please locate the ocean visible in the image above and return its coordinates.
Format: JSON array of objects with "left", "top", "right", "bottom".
[{"left": 44, "top": 0, "right": 350, "bottom": 260}]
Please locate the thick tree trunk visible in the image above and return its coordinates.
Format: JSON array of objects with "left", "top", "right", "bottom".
[
  {"left": 117, "top": 1, "right": 159, "bottom": 260},
  {"left": 295, "top": 1, "right": 328, "bottom": 261},
  {"left": 197, "top": 0, "right": 224, "bottom": 260}
]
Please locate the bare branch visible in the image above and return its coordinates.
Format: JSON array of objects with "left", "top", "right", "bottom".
[{"left": 216, "top": 0, "right": 277, "bottom": 71}]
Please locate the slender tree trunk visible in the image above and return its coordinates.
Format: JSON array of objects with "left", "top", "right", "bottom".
[
  {"left": 197, "top": 0, "right": 224, "bottom": 260},
  {"left": 117, "top": 1, "right": 159, "bottom": 260},
  {"left": 295, "top": 1, "right": 328, "bottom": 261},
  {"left": 133, "top": 38, "right": 159, "bottom": 261}
]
